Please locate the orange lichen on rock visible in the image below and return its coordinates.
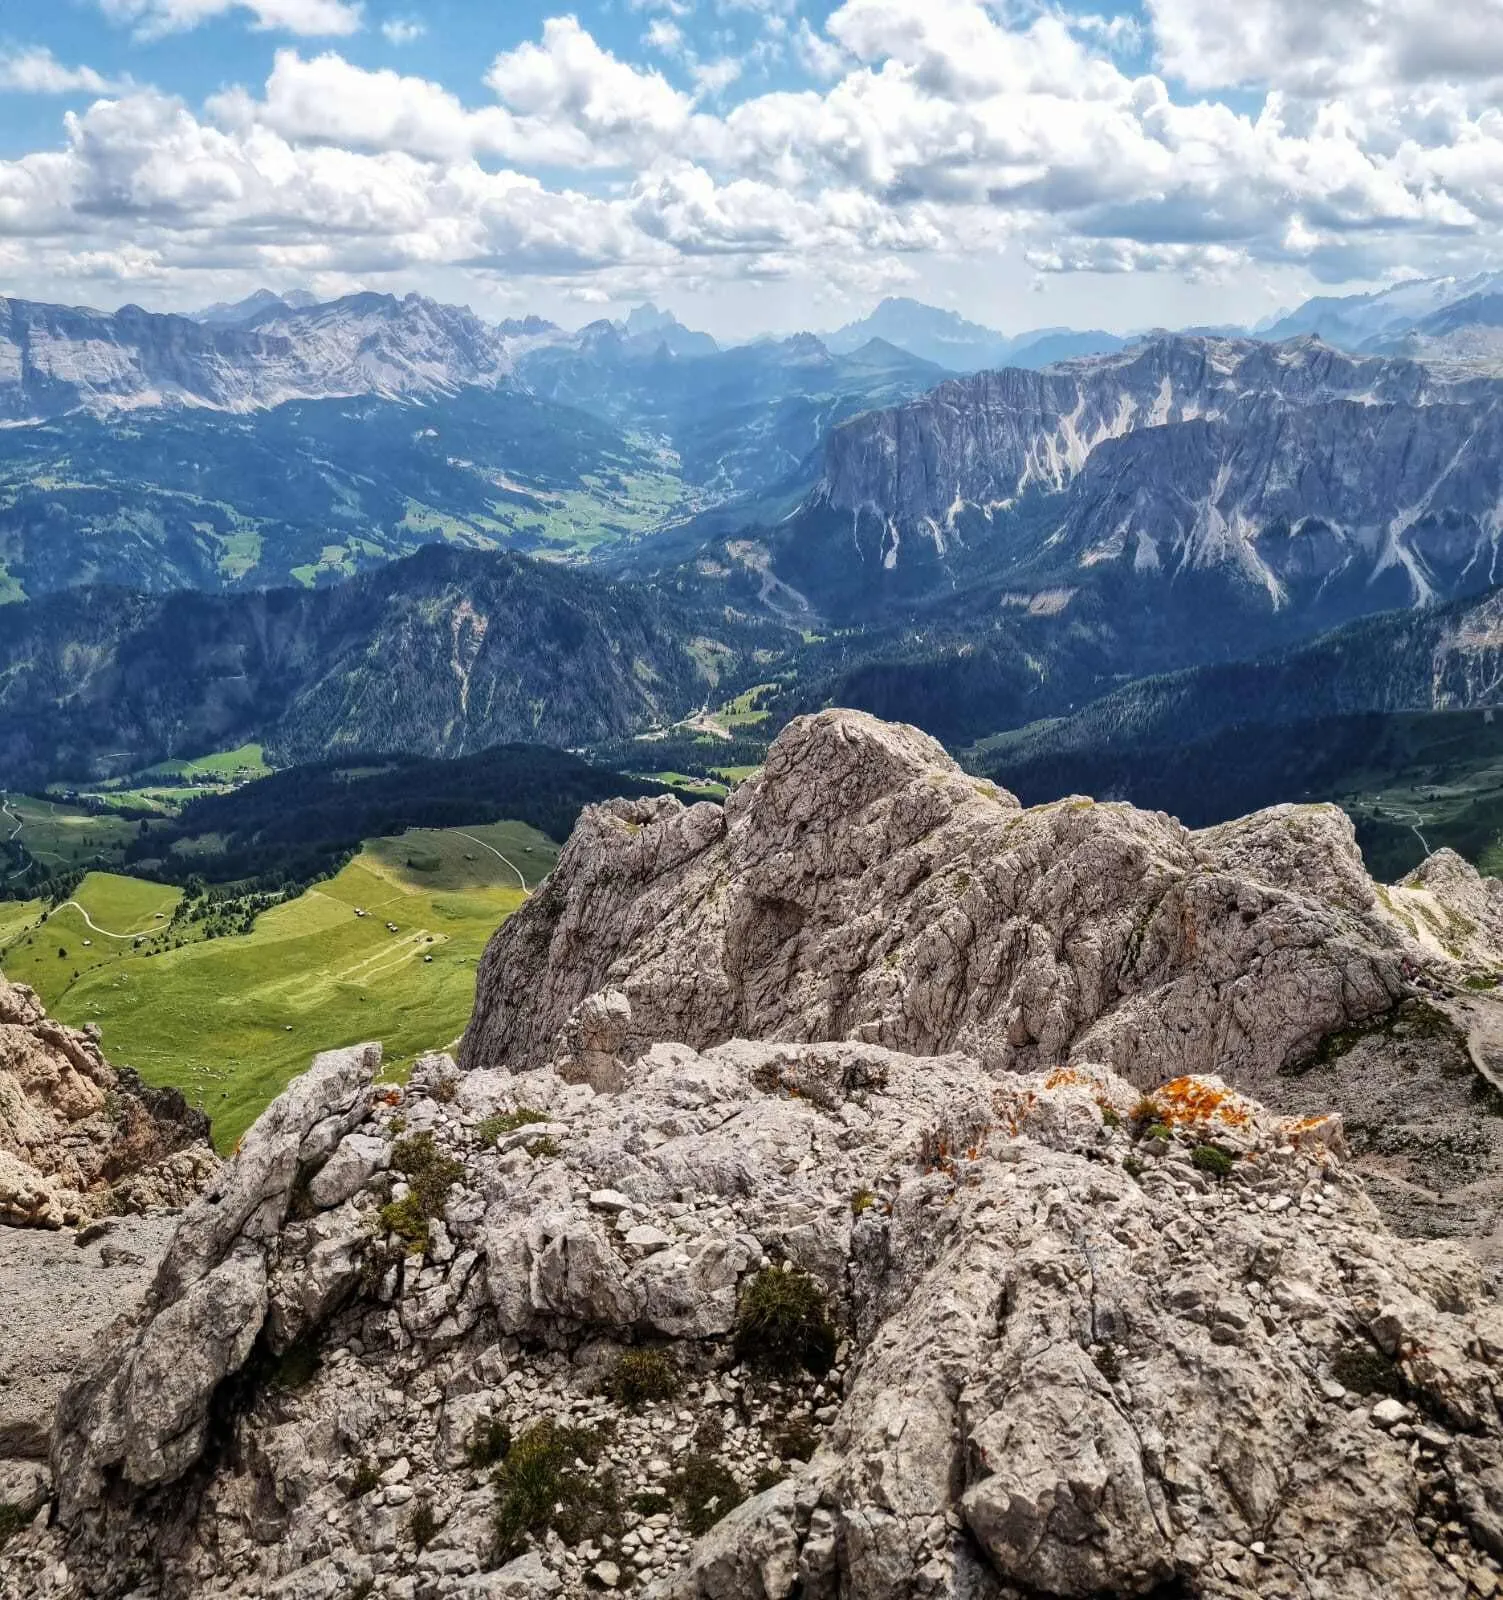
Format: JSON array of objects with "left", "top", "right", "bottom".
[{"left": 1153, "top": 1076, "right": 1254, "bottom": 1131}]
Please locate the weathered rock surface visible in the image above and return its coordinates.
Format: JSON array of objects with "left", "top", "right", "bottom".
[
  {"left": 462, "top": 709, "right": 1503, "bottom": 1254},
  {"left": 6, "top": 1033, "right": 1503, "bottom": 1600},
  {"left": 0, "top": 975, "right": 216, "bottom": 1229},
  {"left": 11, "top": 711, "right": 1503, "bottom": 1599}
]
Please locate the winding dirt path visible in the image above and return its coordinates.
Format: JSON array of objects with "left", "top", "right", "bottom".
[{"left": 453, "top": 831, "right": 530, "bottom": 894}]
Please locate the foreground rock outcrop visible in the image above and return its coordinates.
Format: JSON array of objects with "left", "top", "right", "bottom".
[
  {"left": 5, "top": 1037, "right": 1503, "bottom": 1600},
  {"left": 0, "top": 976, "right": 215, "bottom": 1229},
  {"left": 463, "top": 709, "right": 1503, "bottom": 1260},
  {"left": 8, "top": 710, "right": 1503, "bottom": 1599}
]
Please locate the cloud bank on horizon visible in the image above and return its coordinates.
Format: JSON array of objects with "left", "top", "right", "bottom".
[{"left": 1, "top": 0, "right": 1501, "bottom": 335}]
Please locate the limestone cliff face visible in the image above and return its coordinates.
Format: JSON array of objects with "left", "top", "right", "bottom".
[
  {"left": 462, "top": 709, "right": 1445, "bottom": 1089},
  {"left": 12, "top": 711, "right": 1503, "bottom": 1600},
  {"left": 0, "top": 975, "right": 216, "bottom": 1229},
  {"left": 798, "top": 334, "right": 1503, "bottom": 613},
  {"left": 0, "top": 293, "right": 512, "bottom": 421}
]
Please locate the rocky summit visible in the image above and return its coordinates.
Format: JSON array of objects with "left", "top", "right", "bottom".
[{"left": 7, "top": 710, "right": 1503, "bottom": 1599}]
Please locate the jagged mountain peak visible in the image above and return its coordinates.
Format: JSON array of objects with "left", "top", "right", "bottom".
[
  {"left": 784, "top": 331, "right": 1503, "bottom": 622},
  {"left": 0, "top": 289, "right": 516, "bottom": 419}
]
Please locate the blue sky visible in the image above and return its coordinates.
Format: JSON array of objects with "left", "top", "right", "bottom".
[{"left": 1, "top": 0, "right": 1500, "bottom": 336}]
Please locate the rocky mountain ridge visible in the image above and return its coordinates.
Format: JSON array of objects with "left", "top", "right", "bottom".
[
  {"left": 782, "top": 334, "right": 1503, "bottom": 620},
  {"left": 5, "top": 711, "right": 1503, "bottom": 1597},
  {"left": 0, "top": 294, "right": 515, "bottom": 420},
  {"left": 0, "top": 545, "right": 734, "bottom": 786}
]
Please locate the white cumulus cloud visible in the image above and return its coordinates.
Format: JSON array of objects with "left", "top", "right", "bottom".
[
  {"left": 100, "top": 0, "right": 363, "bottom": 39},
  {"left": 0, "top": 48, "right": 126, "bottom": 94}
]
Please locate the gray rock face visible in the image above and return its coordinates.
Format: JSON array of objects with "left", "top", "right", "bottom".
[
  {"left": 800, "top": 333, "right": 1503, "bottom": 614},
  {"left": 49, "top": 1042, "right": 381, "bottom": 1527},
  {"left": 0, "top": 975, "right": 216, "bottom": 1229},
  {"left": 0, "top": 292, "right": 512, "bottom": 420},
  {"left": 9, "top": 1032, "right": 1503, "bottom": 1600},
  {"left": 460, "top": 711, "right": 1503, "bottom": 1245}
]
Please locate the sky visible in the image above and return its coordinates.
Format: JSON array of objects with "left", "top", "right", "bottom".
[{"left": 2, "top": 0, "right": 1503, "bottom": 338}]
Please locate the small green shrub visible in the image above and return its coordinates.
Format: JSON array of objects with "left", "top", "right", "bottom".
[
  {"left": 391, "top": 1132, "right": 463, "bottom": 1214},
  {"left": 1093, "top": 1343, "right": 1123, "bottom": 1384},
  {"left": 1191, "top": 1144, "right": 1235, "bottom": 1179},
  {"left": 603, "top": 1348, "right": 680, "bottom": 1410},
  {"left": 751, "top": 1466, "right": 787, "bottom": 1494},
  {"left": 1144, "top": 1122, "right": 1173, "bottom": 1144},
  {"left": 409, "top": 1497, "right": 438, "bottom": 1552},
  {"left": 476, "top": 1108, "right": 548, "bottom": 1144},
  {"left": 431, "top": 1077, "right": 458, "bottom": 1105},
  {"left": 1122, "top": 1154, "right": 1144, "bottom": 1180},
  {"left": 631, "top": 1490, "right": 672, "bottom": 1516},
  {"left": 733, "top": 1267, "right": 837, "bottom": 1376},
  {"left": 1100, "top": 1106, "right": 1121, "bottom": 1129},
  {"left": 528, "top": 1135, "right": 561, "bottom": 1159},
  {"left": 1332, "top": 1340, "right": 1405, "bottom": 1398},
  {"left": 378, "top": 1191, "right": 430, "bottom": 1253},
  {"left": 693, "top": 1412, "right": 726, "bottom": 1451},
  {"left": 850, "top": 1187, "right": 876, "bottom": 1216},
  {"left": 380, "top": 1132, "right": 464, "bottom": 1251},
  {"left": 349, "top": 1460, "right": 381, "bottom": 1498},
  {"left": 465, "top": 1416, "right": 513, "bottom": 1469},
  {"left": 492, "top": 1420, "right": 614, "bottom": 1562},
  {"left": 672, "top": 1454, "right": 745, "bottom": 1536}
]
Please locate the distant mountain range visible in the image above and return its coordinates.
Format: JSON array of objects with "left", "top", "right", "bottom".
[
  {"left": 765, "top": 334, "right": 1503, "bottom": 630},
  {"left": 823, "top": 297, "right": 1126, "bottom": 371},
  {"left": 1264, "top": 271, "right": 1503, "bottom": 368},
  {"left": 0, "top": 292, "right": 515, "bottom": 419},
  {"left": 0, "top": 545, "right": 772, "bottom": 786}
]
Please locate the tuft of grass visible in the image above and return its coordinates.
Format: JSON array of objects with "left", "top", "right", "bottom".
[
  {"left": 850, "top": 1187, "right": 877, "bottom": 1216},
  {"left": 492, "top": 1419, "right": 616, "bottom": 1562},
  {"left": 603, "top": 1348, "right": 680, "bottom": 1410},
  {"left": 1191, "top": 1144, "right": 1235, "bottom": 1179},
  {"left": 391, "top": 1131, "right": 463, "bottom": 1213},
  {"left": 1122, "top": 1154, "right": 1144, "bottom": 1180},
  {"left": 378, "top": 1191, "right": 430, "bottom": 1253},
  {"left": 430, "top": 1077, "right": 458, "bottom": 1105},
  {"left": 476, "top": 1107, "right": 548, "bottom": 1144},
  {"left": 381, "top": 1130, "right": 464, "bottom": 1252},
  {"left": 1130, "top": 1097, "right": 1163, "bottom": 1139},
  {"left": 733, "top": 1266, "right": 837, "bottom": 1377},
  {"left": 1144, "top": 1122, "right": 1173, "bottom": 1144},
  {"left": 672, "top": 1454, "right": 745, "bottom": 1536},
  {"left": 528, "top": 1135, "right": 561, "bottom": 1159},
  {"left": 465, "top": 1416, "right": 513, "bottom": 1470}
]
